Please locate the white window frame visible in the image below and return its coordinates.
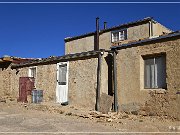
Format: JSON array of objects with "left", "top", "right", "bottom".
[
  {"left": 111, "top": 29, "right": 127, "bottom": 42},
  {"left": 28, "top": 66, "right": 37, "bottom": 78},
  {"left": 28, "top": 66, "right": 37, "bottom": 88}
]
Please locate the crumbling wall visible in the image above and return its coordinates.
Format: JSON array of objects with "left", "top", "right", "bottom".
[
  {"left": 0, "top": 64, "right": 28, "bottom": 99},
  {"left": 0, "top": 63, "right": 57, "bottom": 102},
  {"left": 116, "top": 38, "right": 180, "bottom": 119},
  {"left": 140, "top": 91, "right": 180, "bottom": 120},
  {"left": 68, "top": 58, "right": 98, "bottom": 109}
]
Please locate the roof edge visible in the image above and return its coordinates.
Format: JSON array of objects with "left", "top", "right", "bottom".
[
  {"left": 111, "top": 31, "right": 180, "bottom": 50},
  {"left": 11, "top": 50, "right": 106, "bottom": 69}
]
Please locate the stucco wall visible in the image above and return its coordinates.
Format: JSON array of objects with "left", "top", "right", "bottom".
[
  {"left": 65, "top": 36, "right": 94, "bottom": 54},
  {"left": 153, "top": 22, "right": 172, "bottom": 37},
  {"left": 99, "top": 32, "right": 111, "bottom": 50},
  {"left": 35, "top": 64, "right": 57, "bottom": 101},
  {"left": 127, "top": 23, "right": 150, "bottom": 41},
  {"left": 68, "top": 58, "right": 98, "bottom": 109},
  {"left": 116, "top": 38, "right": 180, "bottom": 119},
  {"left": 65, "top": 23, "right": 151, "bottom": 54},
  {"left": 68, "top": 54, "right": 111, "bottom": 110}
]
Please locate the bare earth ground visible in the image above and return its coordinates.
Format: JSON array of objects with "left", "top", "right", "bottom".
[{"left": 0, "top": 99, "right": 180, "bottom": 135}]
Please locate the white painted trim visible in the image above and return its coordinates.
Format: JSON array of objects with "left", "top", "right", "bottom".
[
  {"left": 56, "top": 61, "right": 69, "bottom": 103},
  {"left": 28, "top": 66, "right": 37, "bottom": 88},
  {"left": 28, "top": 66, "right": 37, "bottom": 78}
]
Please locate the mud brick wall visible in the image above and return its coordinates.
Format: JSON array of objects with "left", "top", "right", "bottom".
[
  {"left": 0, "top": 64, "right": 28, "bottom": 99},
  {"left": 0, "top": 63, "right": 57, "bottom": 102},
  {"left": 116, "top": 37, "right": 180, "bottom": 119},
  {"left": 68, "top": 58, "right": 98, "bottom": 109},
  {"left": 35, "top": 64, "right": 57, "bottom": 102},
  {"left": 142, "top": 91, "right": 180, "bottom": 120}
]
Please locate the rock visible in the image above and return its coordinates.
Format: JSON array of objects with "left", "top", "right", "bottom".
[
  {"left": 122, "top": 115, "right": 129, "bottom": 119},
  {"left": 89, "top": 111, "right": 101, "bottom": 116},
  {"left": 107, "top": 118, "right": 113, "bottom": 122}
]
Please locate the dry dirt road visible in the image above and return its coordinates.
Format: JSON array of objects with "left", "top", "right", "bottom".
[{"left": 0, "top": 101, "right": 179, "bottom": 135}]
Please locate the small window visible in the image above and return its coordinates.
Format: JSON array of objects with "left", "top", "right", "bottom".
[
  {"left": 144, "top": 55, "right": 166, "bottom": 89},
  {"left": 29, "top": 67, "right": 37, "bottom": 78},
  {"left": 111, "top": 29, "right": 127, "bottom": 42},
  {"left": 58, "top": 64, "right": 67, "bottom": 85}
]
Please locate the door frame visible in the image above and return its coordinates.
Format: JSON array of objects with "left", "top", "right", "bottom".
[{"left": 56, "top": 61, "right": 69, "bottom": 103}]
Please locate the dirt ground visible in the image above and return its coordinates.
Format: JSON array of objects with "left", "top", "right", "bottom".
[{"left": 0, "top": 99, "right": 180, "bottom": 135}]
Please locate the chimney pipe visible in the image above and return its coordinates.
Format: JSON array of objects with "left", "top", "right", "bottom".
[
  {"left": 96, "top": 17, "right": 99, "bottom": 51},
  {"left": 104, "top": 22, "right": 107, "bottom": 29}
]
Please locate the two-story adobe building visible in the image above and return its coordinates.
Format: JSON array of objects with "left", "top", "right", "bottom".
[
  {"left": 2, "top": 17, "right": 179, "bottom": 119},
  {"left": 64, "top": 17, "right": 171, "bottom": 54}
]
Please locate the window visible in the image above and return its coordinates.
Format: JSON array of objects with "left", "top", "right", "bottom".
[
  {"left": 29, "top": 67, "right": 37, "bottom": 78},
  {"left": 111, "top": 29, "right": 127, "bottom": 42},
  {"left": 58, "top": 64, "right": 67, "bottom": 85},
  {"left": 144, "top": 55, "right": 166, "bottom": 89}
]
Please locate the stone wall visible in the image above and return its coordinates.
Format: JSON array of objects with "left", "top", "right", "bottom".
[{"left": 116, "top": 38, "right": 180, "bottom": 119}]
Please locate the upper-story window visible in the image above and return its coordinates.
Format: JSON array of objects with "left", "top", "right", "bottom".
[{"left": 111, "top": 29, "right": 127, "bottom": 42}]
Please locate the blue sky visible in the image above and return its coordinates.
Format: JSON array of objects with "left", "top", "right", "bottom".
[{"left": 0, "top": 2, "right": 179, "bottom": 58}]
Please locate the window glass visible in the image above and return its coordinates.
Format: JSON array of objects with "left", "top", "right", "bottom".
[
  {"left": 111, "top": 29, "right": 127, "bottom": 42},
  {"left": 144, "top": 56, "right": 166, "bottom": 89},
  {"left": 58, "top": 64, "right": 67, "bottom": 85}
]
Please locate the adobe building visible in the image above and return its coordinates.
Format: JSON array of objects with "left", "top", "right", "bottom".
[
  {"left": 11, "top": 50, "right": 110, "bottom": 111},
  {"left": 0, "top": 56, "right": 34, "bottom": 100},
  {"left": 1, "top": 17, "right": 179, "bottom": 119},
  {"left": 111, "top": 31, "right": 180, "bottom": 120},
  {"left": 64, "top": 17, "right": 171, "bottom": 54}
]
